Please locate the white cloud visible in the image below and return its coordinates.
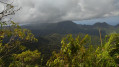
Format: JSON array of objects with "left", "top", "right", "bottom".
[{"left": 0, "top": 0, "right": 119, "bottom": 24}]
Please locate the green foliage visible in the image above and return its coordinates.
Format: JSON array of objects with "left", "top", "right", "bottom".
[
  {"left": 9, "top": 50, "right": 41, "bottom": 67},
  {"left": 47, "top": 34, "right": 91, "bottom": 67},
  {"left": 108, "top": 34, "right": 119, "bottom": 64},
  {"left": 1, "top": 20, "right": 119, "bottom": 67},
  {"left": 0, "top": 21, "right": 38, "bottom": 66},
  {"left": 1, "top": 21, "right": 119, "bottom": 67},
  {"left": 47, "top": 34, "right": 118, "bottom": 67},
  {"left": 0, "top": 2, "right": 41, "bottom": 66}
]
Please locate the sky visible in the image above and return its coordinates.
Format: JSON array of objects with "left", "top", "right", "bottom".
[
  {"left": 0, "top": 0, "right": 119, "bottom": 25},
  {"left": 74, "top": 16, "right": 119, "bottom": 25}
]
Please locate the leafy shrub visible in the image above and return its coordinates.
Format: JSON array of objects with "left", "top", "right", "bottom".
[{"left": 47, "top": 34, "right": 118, "bottom": 67}]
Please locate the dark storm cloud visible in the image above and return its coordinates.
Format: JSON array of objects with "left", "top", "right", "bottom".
[{"left": 0, "top": 0, "right": 119, "bottom": 24}]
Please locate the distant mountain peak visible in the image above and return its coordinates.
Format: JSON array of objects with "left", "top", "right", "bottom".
[
  {"left": 93, "top": 22, "right": 111, "bottom": 28},
  {"left": 56, "top": 21, "right": 78, "bottom": 28},
  {"left": 94, "top": 22, "right": 108, "bottom": 25},
  {"left": 57, "top": 21, "right": 75, "bottom": 24}
]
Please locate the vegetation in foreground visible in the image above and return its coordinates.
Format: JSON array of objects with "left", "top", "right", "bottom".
[{"left": 0, "top": 21, "right": 119, "bottom": 67}]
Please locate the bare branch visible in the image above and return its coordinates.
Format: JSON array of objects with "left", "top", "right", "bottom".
[{"left": 0, "top": 1, "right": 21, "bottom": 21}]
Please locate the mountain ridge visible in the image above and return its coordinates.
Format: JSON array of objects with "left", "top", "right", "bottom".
[{"left": 22, "top": 21, "right": 110, "bottom": 36}]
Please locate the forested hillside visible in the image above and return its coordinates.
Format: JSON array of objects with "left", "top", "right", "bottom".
[{"left": 23, "top": 21, "right": 119, "bottom": 36}]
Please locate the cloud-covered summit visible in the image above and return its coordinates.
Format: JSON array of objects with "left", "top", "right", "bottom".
[{"left": 0, "top": 0, "right": 119, "bottom": 24}]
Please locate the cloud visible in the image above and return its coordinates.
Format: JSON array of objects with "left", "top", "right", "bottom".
[{"left": 0, "top": 0, "right": 119, "bottom": 24}]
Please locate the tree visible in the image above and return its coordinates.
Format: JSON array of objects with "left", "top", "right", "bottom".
[
  {"left": 0, "top": 21, "right": 38, "bottom": 66},
  {"left": 47, "top": 34, "right": 92, "bottom": 67},
  {"left": 9, "top": 50, "right": 41, "bottom": 67},
  {"left": 0, "top": 1, "right": 20, "bottom": 20},
  {"left": 0, "top": 1, "right": 39, "bottom": 66},
  {"left": 47, "top": 34, "right": 117, "bottom": 67},
  {"left": 109, "top": 34, "right": 119, "bottom": 64}
]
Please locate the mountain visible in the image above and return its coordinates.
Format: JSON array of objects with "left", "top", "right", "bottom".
[
  {"left": 22, "top": 21, "right": 109, "bottom": 36},
  {"left": 56, "top": 21, "right": 78, "bottom": 29},
  {"left": 93, "top": 22, "right": 112, "bottom": 28},
  {"left": 115, "top": 24, "right": 119, "bottom": 28},
  {"left": 50, "top": 21, "right": 79, "bottom": 34}
]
